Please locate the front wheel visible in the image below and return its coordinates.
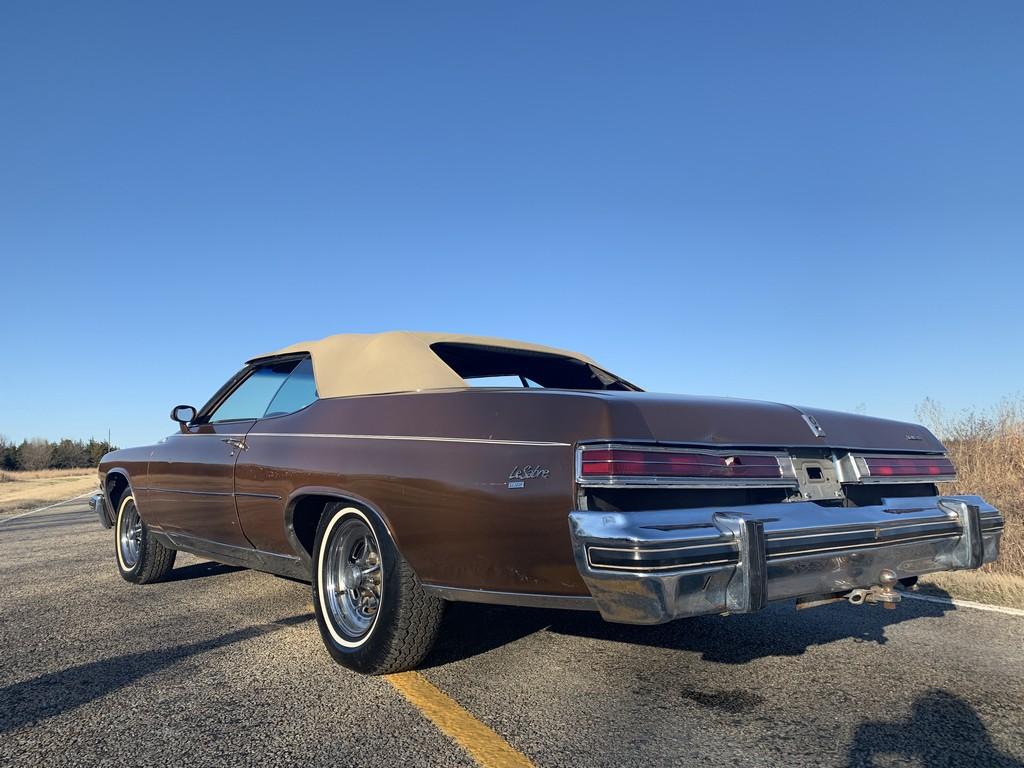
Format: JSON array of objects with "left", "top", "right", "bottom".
[
  {"left": 115, "top": 493, "right": 176, "bottom": 584},
  {"left": 312, "top": 503, "right": 444, "bottom": 674}
]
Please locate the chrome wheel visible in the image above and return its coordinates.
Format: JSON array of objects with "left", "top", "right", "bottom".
[
  {"left": 322, "top": 517, "right": 383, "bottom": 640},
  {"left": 118, "top": 498, "right": 143, "bottom": 568}
]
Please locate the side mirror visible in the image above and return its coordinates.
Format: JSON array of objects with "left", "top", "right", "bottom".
[{"left": 170, "top": 405, "right": 197, "bottom": 432}]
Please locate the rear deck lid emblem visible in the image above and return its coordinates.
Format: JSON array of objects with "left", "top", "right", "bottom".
[{"left": 801, "top": 414, "right": 826, "bottom": 438}]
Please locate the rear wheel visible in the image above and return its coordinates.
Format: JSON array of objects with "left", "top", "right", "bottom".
[
  {"left": 312, "top": 503, "right": 444, "bottom": 674},
  {"left": 115, "top": 493, "right": 176, "bottom": 584}
]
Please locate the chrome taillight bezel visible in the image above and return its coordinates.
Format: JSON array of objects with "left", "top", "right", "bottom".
[
  {"left": 576, "top": 443, "right": 799, "bottom": 489},
  {"left": 835, "top": 453, "right": 956, "bottom": 485}
]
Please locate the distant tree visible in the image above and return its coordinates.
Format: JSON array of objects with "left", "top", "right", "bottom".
[
  {"left": 3, "top": 444, "right": 20, "bottom": 470},
  {"left": 50, "top": 438, "right": 88, "bottom": 469},
  {"left": 86, "top": 439, "right": 114, "bottom": 466},
  {"left": 0, "top": 436, "right": 118, "bottom": 471},
  {"left": 19, "top": 438, "right": 52, "bottom": 471},
  {"left": 0, "top": 435, "right": 17, "bottom": 471}
]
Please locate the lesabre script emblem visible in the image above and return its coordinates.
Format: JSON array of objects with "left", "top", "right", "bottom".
[{"left": 507, "top": 465, "right": 550, "bottom": 489}]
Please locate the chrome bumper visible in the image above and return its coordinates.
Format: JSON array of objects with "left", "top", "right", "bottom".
[
  {"left": 90, "top": 493, "right": 112, "bottom": 529},
  {"left": 568, "top": 495, "right": 1002, "bottom": 624}
]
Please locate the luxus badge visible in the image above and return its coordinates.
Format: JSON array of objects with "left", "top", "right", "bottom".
[{"left": 507, "top": 465, "right": 550, "bottom": 489}]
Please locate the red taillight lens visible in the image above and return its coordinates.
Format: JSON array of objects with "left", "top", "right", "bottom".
[
  {"left": 862, "top": 455, "right": 956, "bottom": 479},
  {"left": 580, "top": 448, "right": 784, "bottom": 479}
]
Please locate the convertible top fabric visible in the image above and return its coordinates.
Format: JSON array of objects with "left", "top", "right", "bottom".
[{"left": 247, "top": 331, "right": 599, "bottom": 399}]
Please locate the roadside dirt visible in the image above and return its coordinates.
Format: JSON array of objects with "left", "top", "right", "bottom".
[
  {"left": 0, "top": 471, "right": 98, "bottom": 514},
  {"left": 914, "top": 571, "right": 1024, "bottom": 610}
]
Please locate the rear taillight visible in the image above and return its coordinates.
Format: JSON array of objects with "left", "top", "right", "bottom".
[
  {"left": 839, "top": 454, "right": 956, "bottom": 484},
  {"left": 577, "top": 445, "right": 797, "bottom": 487},
  {"left": 863, "top": 456, "right": 955, "bottom": 478}
]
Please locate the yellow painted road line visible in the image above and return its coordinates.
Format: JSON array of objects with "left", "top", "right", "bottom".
[{"left": 386, "top": 672, "right": 536, "bottom": 768}]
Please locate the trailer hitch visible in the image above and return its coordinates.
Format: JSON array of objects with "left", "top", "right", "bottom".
[{"left": 846, "top": 570, "right": 902, "bottom": 609}]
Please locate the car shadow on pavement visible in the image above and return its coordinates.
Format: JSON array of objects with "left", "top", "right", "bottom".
[
  {"left": 164, "top": 561, "right": 247, "bottom": 582},
  {"left": 0, "top": 613, "right": 312, "bottom": 735},
  {"left": 424, "top": 602, "right": 556, "bottom": 667},
  {"left": 546, "top": 588, "right": 957, "bottom": 665},
  {"left": 425, "top": 588, "right": 957, "bottom": 668},
  {"left": 847, "top": 689, "right": 1024, "bottom": 768}
]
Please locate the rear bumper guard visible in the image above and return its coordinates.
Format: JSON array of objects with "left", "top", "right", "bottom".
[{"left": 568, "top": 495, "right": 1002, "bottom": 624}]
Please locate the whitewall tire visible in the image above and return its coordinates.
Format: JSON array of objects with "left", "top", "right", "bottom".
[
  {"left": 311, "top": 502, "right": 444, "bottom": 674},
  {"left": 115, "top": 492, "right": 176, "bottom": 584}
]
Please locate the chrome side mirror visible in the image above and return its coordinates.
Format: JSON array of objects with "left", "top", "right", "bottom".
[{"left": 171, "top": 404, "right": 197, "bottom": 432}]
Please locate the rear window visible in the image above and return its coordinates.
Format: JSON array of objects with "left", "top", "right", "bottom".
[
  {"left": 465, "top": 375, "right": 541, "bottom": 388},
  {"left": 430, "top": 343, "right": 639, "bottom": 391}
]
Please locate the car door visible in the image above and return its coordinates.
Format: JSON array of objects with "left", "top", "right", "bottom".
[
  {"left": 143, "top": 359, "right": 304, "bottom": 549},
  {"left": 234, "top": 356, "right": 319, "bottom": 554}
]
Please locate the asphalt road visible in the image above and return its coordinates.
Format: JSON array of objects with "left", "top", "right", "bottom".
[{"left": 1, "top": 498, "right": 1022, "bottom": 768}]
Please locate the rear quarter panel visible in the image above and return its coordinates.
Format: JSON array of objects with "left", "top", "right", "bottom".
[{"left": 235, "top": 389, "right": 650, "bottom": 595}]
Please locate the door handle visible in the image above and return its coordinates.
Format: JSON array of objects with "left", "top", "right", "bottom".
[{"left": 221, "top": 437, "right": 247, "bottom": 451}]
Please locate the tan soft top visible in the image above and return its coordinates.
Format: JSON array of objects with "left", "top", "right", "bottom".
[{"left": 248, "top": 331, "right": 600, "bottom": 399}]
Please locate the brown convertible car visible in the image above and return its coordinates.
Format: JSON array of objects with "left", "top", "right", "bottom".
[{"left": 93, "top": 331, "right": 1002, "bottom": 674}]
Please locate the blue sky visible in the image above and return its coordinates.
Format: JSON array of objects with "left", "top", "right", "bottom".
[{"left": 2, "top": 2, "right": 1022, "bottom": 448}]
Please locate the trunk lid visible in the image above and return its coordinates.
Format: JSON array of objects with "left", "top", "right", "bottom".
[{"left": 594, "top": 392, "right": 944, "bottom": 453}]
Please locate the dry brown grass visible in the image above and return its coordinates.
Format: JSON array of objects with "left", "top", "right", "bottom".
[
  {"left": 914, "top": 571, "right": 1024, "bottom": 610},
  {"left": 918, "top": 396, "right": 1024, "bottom": 577},
  {"left": 0, "top": 469, "right": 98, "bottom": 514},
  {"left": 0, "top": 468, "right": 96, "bottom": 483}
]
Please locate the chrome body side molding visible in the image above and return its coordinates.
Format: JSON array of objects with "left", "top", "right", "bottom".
[
  {"left": 422, "top": 584, "right": 597, "bottom": 612},
  {"left": 135, "top": 486, "right": 282, "bottom": 500},
  {"left": 153, "top": 532, "right": 308, "bottom": 581},
  {"left": 247, "top": 432, "right": 571, "bottom": 447}
]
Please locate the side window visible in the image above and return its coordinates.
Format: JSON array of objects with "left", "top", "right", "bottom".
[
  {"left": 264, "top": 357, "right": 317, "bottom": 417},
  {"left": 209, "top": 361, "right": 299, "bottom": 423}
]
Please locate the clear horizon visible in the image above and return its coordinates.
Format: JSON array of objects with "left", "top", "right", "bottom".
[{"left": 2, "top": 2, "right": 1022, "bottom": 448}]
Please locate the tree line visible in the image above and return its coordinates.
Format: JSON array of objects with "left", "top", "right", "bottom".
[{"left": 0, "top": 436, "right": 118, "bottom": 471}]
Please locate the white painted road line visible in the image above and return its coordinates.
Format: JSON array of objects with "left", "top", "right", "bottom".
[
  {"left": 0, "top": 491, "right": 95, "bottom": 526},
  {"left": 902, "top": 591, "right": 1024, "bottom": 617}
]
